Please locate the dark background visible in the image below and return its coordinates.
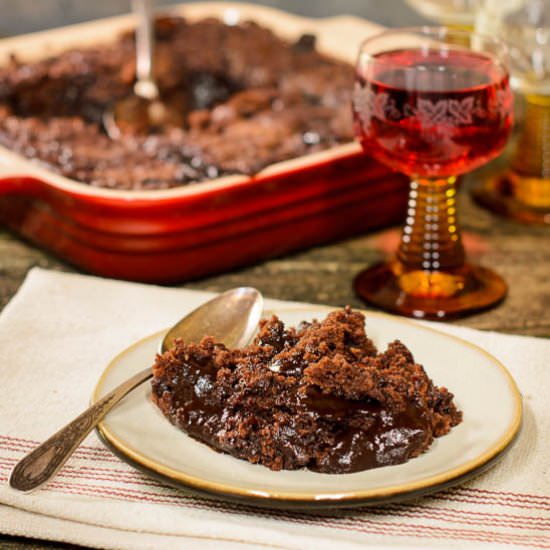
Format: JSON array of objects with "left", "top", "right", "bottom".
[{"left": 0, "top": 0, "right": 428, "bottom": 35}]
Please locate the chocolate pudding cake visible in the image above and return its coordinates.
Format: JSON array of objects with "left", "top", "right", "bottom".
[
  {"left": 0, "top": 17, "right": 354, "bottom": 190},
  {"left": 151, "top": 307, "right": 462, "bottom": 474}
]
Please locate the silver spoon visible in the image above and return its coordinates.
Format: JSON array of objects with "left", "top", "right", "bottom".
[
  {"left": 103, "top": 0, "right": 184, "bottom": 138},
  {"left": 9, "top": 287, "right": 263, "bottom": 492}
]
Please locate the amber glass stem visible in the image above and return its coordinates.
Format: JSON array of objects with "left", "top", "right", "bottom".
[
  {"left": 509, "top": 95, "right": 550, "bottom": 208},
  {"left": 397, "top": 177, "right": 465, "bottom": 272}
]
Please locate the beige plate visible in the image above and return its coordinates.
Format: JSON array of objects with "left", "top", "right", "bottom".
[{"left": 93, "top": 307, "right": 522, "bottom": 509}]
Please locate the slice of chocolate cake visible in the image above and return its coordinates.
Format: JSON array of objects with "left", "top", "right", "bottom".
[{"left": 151, "top": 307, "right": 462, "bottom": 474}]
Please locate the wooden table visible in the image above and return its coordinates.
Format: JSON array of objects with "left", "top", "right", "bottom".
[{"left": 1, "top": 174, "right": 549, "bottom": 335}]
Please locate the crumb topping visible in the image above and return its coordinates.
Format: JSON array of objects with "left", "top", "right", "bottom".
[{"left": 151, "top": 306, "right": 462, "bottom": 473}]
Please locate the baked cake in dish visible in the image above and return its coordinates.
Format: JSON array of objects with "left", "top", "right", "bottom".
[
  {"left": 151, "top": 307, "right": 462, "bottom": 474},
  {"left": 0, "top": 16, "right": 354, "bottom": 190}
]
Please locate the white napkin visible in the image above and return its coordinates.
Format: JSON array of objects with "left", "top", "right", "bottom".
[{"left": 0, "top": 268, "right": 548, "bottom": 550}]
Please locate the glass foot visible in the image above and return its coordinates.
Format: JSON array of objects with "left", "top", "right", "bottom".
[
  {"left": 472, "top": 175, "right": 550, "bottom": 226},
  {"left": 354, "top": 261, "right": 507, "bottom": 320}
]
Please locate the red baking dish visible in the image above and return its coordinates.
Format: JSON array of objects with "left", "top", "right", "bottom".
[{"left": 0, "top": 2, "right": 407, "bottom": 283}]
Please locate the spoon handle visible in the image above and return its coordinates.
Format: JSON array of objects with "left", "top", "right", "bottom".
[
  {"left": 133, "top": 0, "right": 158, "bottom": 99},
  {"left": 9, "top": 367, "right": 152, "bottom": 492}
]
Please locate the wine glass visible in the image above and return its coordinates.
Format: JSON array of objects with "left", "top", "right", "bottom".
[
  {"left": 473, "top": 0, "right": 550, "bottom": 224},
  {"left": 352, "top": 27, "right": 513, "bottom": 319}
]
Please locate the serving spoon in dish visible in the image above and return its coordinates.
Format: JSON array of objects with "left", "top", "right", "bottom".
[
  {"left": 103, "top": 0, "right": 185, "bottom": 138},
  {"left": 9, "top": 287, "right": 263, "bottom": 492}
]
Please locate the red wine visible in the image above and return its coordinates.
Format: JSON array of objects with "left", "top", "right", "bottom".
[{"left": 353, "top": 48, "right": 513, "bottom": 177}]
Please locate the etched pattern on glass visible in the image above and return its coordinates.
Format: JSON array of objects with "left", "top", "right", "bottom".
[{"left": 353, "top": 82, "right": 506, "bottom": 138}]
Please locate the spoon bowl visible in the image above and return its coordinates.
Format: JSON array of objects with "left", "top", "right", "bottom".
[
  {"left": 103, "top": 0, "right": 186, "bottom": 139},
  {"left": 103, "top": 93, "right": 186, "bottom": 140},
  {"left": 9, "top": 287, "right": 263, "bottom": 492}
]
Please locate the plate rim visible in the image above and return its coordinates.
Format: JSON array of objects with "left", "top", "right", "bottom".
[{"left": 93, "top": 306, "right": 523, "bottom": 506}]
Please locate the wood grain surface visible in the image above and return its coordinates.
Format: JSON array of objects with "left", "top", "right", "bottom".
[{"left": 1, "top": 177, "right": 548, "bottom": 336}]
